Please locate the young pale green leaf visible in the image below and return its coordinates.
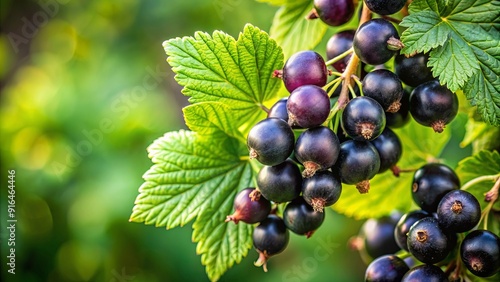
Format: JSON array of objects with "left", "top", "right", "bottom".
[
  {"left": 333, "top": 119, "right": 452, "bottom": 219},
  {"left": 129, "top": 130, "right": 254, "bottom": 281},
  {"left": 269, "top": 0, "right": 328, "bottom": 58},
  {"left": 456, "top": 150, "right": 500, "bottom": 210},
  {"left": 255, "top": 0, "right": 290, "bottom": 6},
  {"left": 164, "top": 24, "right": 283, "bottom": 133},
  {"left": 400, "top": 0, "right": 500, "bottom": 125},
  {"left": 461, "top": 117, "right": 500, "bottom": 153}
]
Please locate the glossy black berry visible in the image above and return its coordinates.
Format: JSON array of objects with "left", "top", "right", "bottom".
[
  {"left": 370, "top": 127, "right": 402, "bottom": 173},
  {"left": 226, "top": 188, "right": 271, "bottom": 224},
  {"left": 411, "top": 163, "right": 460, "bottom": 213},
  {"left": 283, "top": 197, "right": 325, "bottom": 238},
  {"left": 334, "top": 140, "right": 380, "bottom": 193},
  {"left": 257, "top": 160, "right": 302, "bottom": 203},
  {"left": 437, "top": 190, "right": 481, "bottom": 233},
  {"left": 401, "top": 264, "right": 449, "bottom": 282},
  {"left": 362, "top": 69, "right": 404, "bottom": 113},
  {"left": 287, "top": 85, "right": 331, "bottom": 128},
  {"left": 326, "top": 30, "right": 355, "bottom": 72},
  {"left": 386, "top": 89, "right": 410, "bottom": 128},
  {"left": 361, "top": 213, "right": 402, "bottom": 259},
  {"left": 460, "top": 230, "right": 500, "bottom": 277},
  {"left": 394, "top": 210, "right": 431, "bottom": 251},
  {"left": 247, "top": 118, "right": 295, "bottom": 166},
  {"left": 282, "top": 50, "right": 328, "bottom": 93},
  {"left": 364, "top": 0, "right": 406, "bottom": 15},
  {"left": 365, "top": 255, "right": 409, "bottom": 282},
  {"left": 295, "top": 126, "right": 340, "bottom": 177},
  {"left": 353, "top": 18, "right": 401, "bottom": 65},
  {"left": 410, "top": 80, "right": 459, "bottom": 133},
  {"left": 311, "top": 0, "right": 355, "bottom": 27},
  {"left": 302, "top": 170, "right": 342, "bottom": 212},
  {"left": 342, "top": 96, "right": 386, "bottom": 141},
  {"left": 407, "top": 217, "right": 454, "bottom": 264},
  {"left": 267, "top": 98, "right": 289, "bottom": 122},
  {"left": 253, "top": 215, "right": 290, "bottom": 272},
  {"left": 395, "top": 53, "right": 434, "bottom": 87}
]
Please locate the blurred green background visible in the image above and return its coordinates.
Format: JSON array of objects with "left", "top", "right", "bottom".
[{"left": 0, "top": 0, "right": 367, "bottom": 281}]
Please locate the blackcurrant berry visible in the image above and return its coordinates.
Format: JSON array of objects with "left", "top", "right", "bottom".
[
  {"left": 365, "top": 255, "right": 409, "bottom": 282},
  {"left": 353, "top": 18, "right": 401, "bottom": 65},
  {"left": 282, "top": 50, "right": 328, "bottom": 93},
  {"left": 394, "top": 210, "right": 431, "bottom": 252},
  {"left": 283, "top": 197, "right": 325, "bottom": 238},
  {"left": 226, "top": 188, "right": 271, "bottom": 224},
  {"left": 311, "top": 0, "right": 355, "bottom": 27},
  {"left": 364, "top": 0, "right": 406, "bottom": 15},
  {"left": 253, "top": 214, "right": 290, "bottom": 272},
  {"left": 395, "top": 53, "right": 434, "bottom": 87},
  {"left": 326, "top": 30, "right": 355, "bottom": 72},
  {"left": 370, "top": 127, "right": 402, "bottom": 173},
  {"left": 411, "top": 163, "right": 460, "bottom": 213},
  {"left": 333, "top": 140, "right": 380, "bottom": 193},
  {"left": 247, "top": 118, "right": 295, "bottom": 166},
  {"left": 295, "top": 126, "right": 340, "bottom": 177},
  {"left": 385, "top": 89, "right": 410, "bottom": 128},
  {"left": 302, "top": 170, "right": 342, "bottom": 213},
  {"left": 342, "top": 96, "right": 386, "bottom": 141},
  {"left": 407, "top": 217, "right": 454, "bottom": 264},
  {"left": 257, "top": 159, "right": 302, "bottom": 203},
  {"left": 437, "top": 190, "right": 481, "bottom": 233},
  {"left": 409, "top": 80, "right": 459, "bottom": 133},
  {"left": 267, "top": 98, "right": 289, "bottom": 122},
  {"left": 460, "top": 230, "right": 500, "bottom": 277},
  {"left": 362, "top": 69, "right": 404, "bottom": 113},
  {"left": 361, "top": 213, "right": 402, "bottom": 259},
  {"left": 287, "top": 85, "right": 331, "bottom": 128},
  {"left": 401, "top": 264, "right": 449, "bottom": 282}
]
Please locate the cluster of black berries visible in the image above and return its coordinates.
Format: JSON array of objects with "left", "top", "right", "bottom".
[{"left": 357, "top": 163, "right": 499, "bottom": 281}]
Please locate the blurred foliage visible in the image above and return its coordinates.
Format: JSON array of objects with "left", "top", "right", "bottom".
[{"left": 0, "top": 0, "right": 367, "bottom": 281}]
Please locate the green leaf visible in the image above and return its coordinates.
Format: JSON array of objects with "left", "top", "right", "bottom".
[
  {"left": 255, "top": 0, "right": 291, "bottom": 5},
  {"left": 269, "top": 0, "right": 328, "bottom": 58},
  {"left": 333, "top": 119, "right": 452, "bottom": 219},
  {"left": 164, "top": 24, "right": 283, "bottom": 133},
  {"left": 400, "top": 0, "right": 500, "bottom": 125},
  {"left": 461, "top": 116, "right": 500, "bottom": 153},
  {"left": 129, "top": 130, "right": 254, "bottom": 281},
  {"left": 456, "top": 150, "right": 500, "bottom": 210}
]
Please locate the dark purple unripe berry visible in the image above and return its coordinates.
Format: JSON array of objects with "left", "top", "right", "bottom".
[
  {"left": 326, "top": 30, "right": 355, "bottom": 72},
  {"left": 460, "top": 230, "right": 500, "bottom": 277},
  {"left": 401, "top": 264, "right": 449, "bottom": 282},
  {"left": 395, "top": 53, "right": 434, "bottom": 87},
  {"left": 282, "top": 50, "right": 328, "bottom": 93},
  {"left": 283, "top": 197, "right": 325, "bottom": 238},
  {"left": 226, "top": 188, "right": 271, "bottom": 224},
  {"left": 247, "top": 118, "right": 295, "bottom": 166},
  {"left": 334, "top": 140, "right": 380, "bottom": 193},
  {"left": 253, "top": 215, "right": 290, "bottom": 272},
  {"left": 370, "top": 127, "right": 402, "bottom": 173},
  {"left": 437, "top": 190, "right": 481, "bottom": 233},
  {"left": 353, "top": 19, "right": 401, "bottom": 65},
  {"left": 362, "top": 69, "right": 404, "bottom": 113},
  {"left": 411, "top": 163, "right": 460, "bottom": 213},
  {"left": 342, "top": 96, "right": 386, "bottom": 141},
  {"left": 287, "top": 85, "right": 331, "bottom": 128},
  {"left": 295, "top": 126, "right": 340, "bottom": 177},
  {"left": 302, "top": 171, "right": 342, "bottom": 213},
  {"left": 394, "top": 210, "right": 431, "bottom": 251},
  {"left": 311, "top": 0, "right": 355, "bottom": 27},
  {"left": 364, "top": 0, "right": 406, "bottom": 15},
  {"left": 365, "top": 255, "right": 409, "bottom": 282},
  {"left": 410, "top": 80, "right": 459, "bottom": 133},
  {"left": 361, "top": 213, "right": 402, "bottom": 259},
  {"left": 257, "top": 160, "right": 302, "bottom": 203},
  {"left": 407, "top": 217, "right": 454, "bottom": 264},
  {"left": 267, "top": 98, "right": 289, "bottom": 122}
]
